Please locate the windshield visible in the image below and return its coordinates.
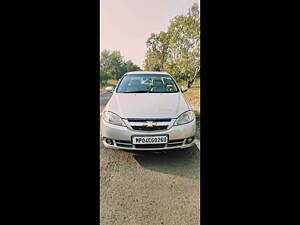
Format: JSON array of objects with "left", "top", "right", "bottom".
[{"left": 116, "top": 74, "right": 179, "bottom": 93}]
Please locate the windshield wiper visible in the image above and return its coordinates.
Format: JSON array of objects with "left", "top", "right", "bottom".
[
  {"left": 120, "top": 90, "right": 177, "bottom": 93},
  {"left": 151, "top": 91, "right": 176, "bottom": 93},
  {"left": 121, "top": 90, "right": 150, "bottom": 93}
]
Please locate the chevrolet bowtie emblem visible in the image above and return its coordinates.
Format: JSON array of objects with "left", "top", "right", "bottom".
[{"left": 143, "top": 121, "right": 157, "bottom": 127}]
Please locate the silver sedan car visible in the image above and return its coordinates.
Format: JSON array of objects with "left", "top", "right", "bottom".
[{"left": 100, "top": 71, "right": 196, "bottom": 151}]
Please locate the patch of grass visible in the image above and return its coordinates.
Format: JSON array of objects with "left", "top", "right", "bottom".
[
  {"left": 178, "top": 79, "right": 200, "bottom": 88},
  {"left": 182, "top": 82, "right": 200, "bottom": 127},
  {"left": 183, "top": 83, "right": 200, "bottom": 112},
  {"left": 183, "top": 82, "right": 200, "bottom": 127},
  {"left": 100, "top": 79, "right": 119, "bottom": 93},
  {"left": 107, "top": 79, "right": 118, "bottom": 86}
]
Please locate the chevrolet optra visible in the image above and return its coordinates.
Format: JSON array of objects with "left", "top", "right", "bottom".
[{"left": 100, "top": 71, "right": 196, "bottom": 150}]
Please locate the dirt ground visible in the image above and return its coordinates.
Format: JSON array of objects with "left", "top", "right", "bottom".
[{"left": 100, "top": 146, "right": 200, "bottom": 225}]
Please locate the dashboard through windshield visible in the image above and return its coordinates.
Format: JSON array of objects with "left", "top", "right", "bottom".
[{"left": 116, "top": 74, "right": 179, "bottom": 93}]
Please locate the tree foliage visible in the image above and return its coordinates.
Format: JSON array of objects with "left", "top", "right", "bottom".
[
  {"left": 144, "top": 3, "right": 200, "bottom": 87},
  {"left": 100, "top": 50, "right": 141, "bottom": 85},
  {"left": 123, "top": 60, "right": 141, "bottom": 73},
  {"left": 144, "top": 32, "right": 170, "bottom": 71}
]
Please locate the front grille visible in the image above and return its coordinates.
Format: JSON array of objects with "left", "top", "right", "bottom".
[
  {"left": 126, "top": 118, "right": 173, "bottom": 132},
  {"left": 131, "top": 126, "right": 168, "bottom": 131},
  {"left": 127, "top": 118, "right": 171, "bottom": 122},
  {"left": 135, "top": 144, "right": 166, "bottom": 148}
]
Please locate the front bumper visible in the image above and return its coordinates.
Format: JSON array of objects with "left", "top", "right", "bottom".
[{"left": 100, "top": 118, "right": 196, "bottom": 150}]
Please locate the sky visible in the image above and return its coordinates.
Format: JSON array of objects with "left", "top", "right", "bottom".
[{"left": 100, "top": 0, "right": 199, "bottom": 69}]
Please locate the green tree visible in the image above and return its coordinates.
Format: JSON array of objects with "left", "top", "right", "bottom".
[
  {"left": 100, "top": 50, "right": 125, "bottom": 80},
  {"left": 144, "top": 3, "right": 200, "bottom": 87},
  {"left": 144, "top": 32, "right": 169, "bottom": 71},
  {"left": 124, "top": 60, "right": 141, "bottom": 73},
  {"left": 167, "top": 3, "right": 200, "bottom": 87},
  {"left": 100, "top": 50, "right": 141, "bottom": 84},
  {"left": 100, "top": 69, "right": 110, "bottom": 85}
]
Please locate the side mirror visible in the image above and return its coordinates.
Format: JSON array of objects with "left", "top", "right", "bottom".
[
  {"left": 181, "top": 86, "right": 188, "bottom": 93},
  {"left": 105, "top": 86, "right": 114, "bottom": 93}
]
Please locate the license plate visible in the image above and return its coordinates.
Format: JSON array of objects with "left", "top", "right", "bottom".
[{"left": 132, "top": 135, "right": 168, "bottom": 144}]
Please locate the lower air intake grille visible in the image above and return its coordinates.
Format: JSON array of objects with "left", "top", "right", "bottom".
[
  {"left": 115, "top": 140, "right": 133, "bottom": 148},
  {"left": 167, "top": 139, "right": 184, "bottom": 147}
]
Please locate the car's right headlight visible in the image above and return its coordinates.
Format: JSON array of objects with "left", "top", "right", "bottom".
[
  {"left": 102, "top": 111, "right": 126, "bottom": 127},
  {"left": 174, "top": 110, "right": 195, "bottom": 126}
]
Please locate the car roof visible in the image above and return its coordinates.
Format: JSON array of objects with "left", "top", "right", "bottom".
[{"left": 125, "top": 71, "right": 170, "bottom": 75}]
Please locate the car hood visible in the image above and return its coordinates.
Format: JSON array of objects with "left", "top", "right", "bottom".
[{"left": 105, "top": 92, "right": 191, "bottom": 119}]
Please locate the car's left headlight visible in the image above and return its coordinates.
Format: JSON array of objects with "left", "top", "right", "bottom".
[
  {"left": 102, "top": 111, "right": 126, "bottom": 127},
  {"left": 174, "top": 110, "right": 195, "bottom": 126}
]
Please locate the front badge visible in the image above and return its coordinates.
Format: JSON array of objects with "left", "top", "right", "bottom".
[{"left": 143, "top": 121, "right": 157, "bottom": 127}]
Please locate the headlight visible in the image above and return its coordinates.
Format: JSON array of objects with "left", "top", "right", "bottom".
[
  {"left": 102, "top": 111, "right": 126, "bottom": 126},
  {"left": 174, "top": 111, "right": 195, "bottom": 126}
]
